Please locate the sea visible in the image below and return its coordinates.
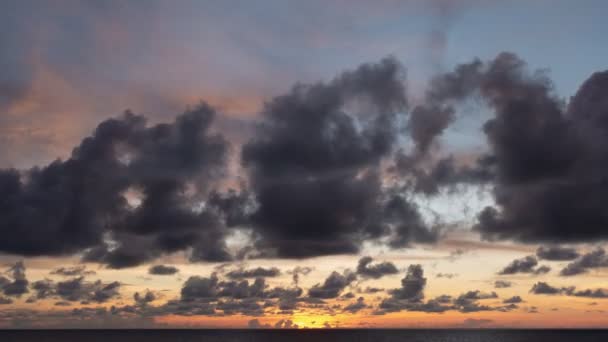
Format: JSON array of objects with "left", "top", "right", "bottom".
[{"left": 0, "top": 329, "right": 607, "bottom": 342}]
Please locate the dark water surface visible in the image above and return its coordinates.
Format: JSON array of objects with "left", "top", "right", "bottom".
[{"left": 1, "top": 329, "right": 607, "bottom": 342}]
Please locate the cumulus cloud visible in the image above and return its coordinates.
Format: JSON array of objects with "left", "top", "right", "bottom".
[
  {"left": 498, "top": 256, "right": 550, "bottom": 275},
  {"left": 50, "top": 266, "right": 96, "bottom": 277},
  {"left": 530, "top": 281, "right": 608, "bottom": 299},
  {"left": 241, "top": 58, "right": 437, "bottom": 258},
  {"left": 226, "top": 267, "right": 281, "bottom": 280},
  {"left": 0, "top": 104, "right": 233, "bottom": 268},
  {"left": 377, "top": 264, "right": 432, "bottom": 313},
  {"left": 494, "top": 280, "right": 512, "bottom": 288},
  {"left": 530, "top": 282, "right": 573, "bottom": 295},
  {"left": 148, "top": 265, "right": 180, "bottom": 276},
  {"left": 356, "top": 256, "right": 399, "bottom": 279},
  {"left": 0, "top": 262, "right": 29, "bottom": 298},
  {"left": 536, "top": 246, "right": 580, "bottom": 261},
  {"left": 503, "top": 296, "right": 523, "bottom": 304},
  {"left": 343, "top": 297, "right": 368, "bottom": 313},
  {"left": 308, "top": 271, "right": 356, "bottom": 299},
  {"left": 453, "top": 290, "right": 498, "bottom": 313},
  {"left": 560, "top": 248, "right": 608, "bottom": 276}
]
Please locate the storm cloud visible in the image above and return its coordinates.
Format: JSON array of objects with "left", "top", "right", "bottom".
[
  {"left": 0, "top": 104, "right": 233, "bottom": 267},
  {"left": 241, "top": 58, "right": 437, "bottom": 258}
]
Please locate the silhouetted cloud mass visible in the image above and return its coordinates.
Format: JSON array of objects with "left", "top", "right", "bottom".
[
  {"left": 536, "top": 246, "right": 580, "bottom": 261},
  {"left": 560, "top": 248, "right": 608, "bottom": 276},
  {"left": 148, "top": 265, "right": 180, "bottom": 276},
  {"left": 356, "top": 256, "right": 399, "bottom": 279},
  {"left": 241, "top": 58, "right": 437, "bottom": 258}
]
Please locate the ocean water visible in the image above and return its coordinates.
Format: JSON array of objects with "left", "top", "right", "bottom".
[{"left": 1, "top": 330, "right": 607, "bottom": 342}]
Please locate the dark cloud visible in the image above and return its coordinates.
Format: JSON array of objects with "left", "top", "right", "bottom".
[
  {"left": 50, "top": 266, "right": 96, "bottom": 277},
  {"left": 343, "top": 297, "right": 367, "bottom": 313},
  {"left": 356, "top": 256, "right": 398, "bottom": 279},
  {"left": 436, "top": 273, "right": 457, "bottom": 279},
  {"left": 470, "top": 60, "right": 608, "bottom": 243},
  {"left": 530, "top": 282, "right": 608, "bottom": 299},
  {"left": 273, "top": 319, "right": 299, "bottom": 329},
  {"left": 133, "top": 290, "right": 156, "bottom": 306},
  {"left": 56, "top": 277, "right": 121, "bottom": 303},
  {"left": 180, "top": 275, "right": 219, "bottom": 301},
  {"left": 241, "top": 58, "right": 437, "bottom": 258},
  {"left": 0, "top": 261, "right": 29, "bottom": 298},
  {"left": 534, "top": 265, "right": 551, "bottom": 275},
  {"left": 226, "top": 267, "right": 281, "bottom": 280},
  {"left": 453, "top": 290, "right": 498, "bottom": 313},
  {"left": 498, "top": 256, "right": 547, "bottom": 275},
  {"left": 560, "top": 248, "right": 608, "bottom": 276},
  {"left": 536, "top": 246, "right": 580, "bottom": 261},
  {"left": 530, "top": 282, "right": 573, "bottom": 295},
  {"left": 378, "top": 282, "right": 504, "bottom": 314},
  {"left": 0, "top": 104, "right": 233, "bottom": 268},
  {"left": 378, "top": 264, "right": 429, "bottom": 312},
  {"left": 503, "top": 296, "right": 523, "bottom": 304},
  {"left": 148, "top": 265, "right": 179, "bottom": 276},
  {"left": 389, "top": 264, "right": 427, "bottom": 302},
  {"left": 287, "top": 266, "right": 313, "bottom": 287},
  {"left": 29, "top": 279, "right": 54, "bottom": 301},
  {"left": 571, "top": 288, "right": 608, "bottom": 298},
  {"left": 248, "top": 319, "right": 271, "bottom": 329},
  {"left": 308, "top": 271, "right": 356, "bottom": 299},
  {"left": 24, "top": 275, "right": 123, "bottom": 304},
  {"left": 388, "top": 51, "right": 608, "bottom": 244},
  {"left": 494, "top": 280, "right": 512, "bottom": 288}
]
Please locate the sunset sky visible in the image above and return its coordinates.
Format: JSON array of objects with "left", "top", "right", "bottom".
[{"left": 1, "top": 0, "right": 608, "bottom": 329}]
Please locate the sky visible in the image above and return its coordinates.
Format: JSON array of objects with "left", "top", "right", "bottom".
[{"left": 1, "top": 0, "right": 608, "bottom": 329}]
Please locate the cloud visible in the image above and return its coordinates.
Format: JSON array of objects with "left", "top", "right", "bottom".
[
  {"left": 389, "top": 265, "right": 427, "bottom": 302},
  {"left": 537, "top": 246, "right": 580, "bottom": 261},
  {"left": 0, "top": 103, "right": 234, "bottom": 268},
  {"left": 560, "top": 248, "right": 608, "bottom": 276},
  {"left": 530, "top": 282, "right": 573, "bottom": 295},
  {"left": 386, "top": 51, "right": 608, "bottom": 244},
  {"left": 494, "top": 280, "right": 512, "bottom": 288},
  {"left": 503, "top": 296, "right": 523, "bottom": 304},
  {"left": 226, "top": 267, "right": 281, "bottom": 280},
  {"left": 50, "top": 266, "right": 96, "bottom": 277},
  {"left": 247, "top": 318, "right": 271, "bottom": 329},
  {"left": 530, "top": 281, "right": 608, "bottom": 299},
  {"left": 498, "top": 256, "right": 549, "bottom": 275},
  {"left": 24, "top": 275, "right": 122, "bottom": 304},
  {"left": 571, "top": 289, "right": 608, "bottom": 298},
  {"left": 470, "top": 61, "right": 608, "bottom": 244},
  {"left": 134, "top": 290, "right": 156, "bottom": 306},
  {"left": 180, "top": 275, "right": 220, "bottom": 301},
  {"left": 273, "top": 319, "right": 299, "bottom": 329},
  {"left": 287, "top": 266, "right": 313, "bottom": 287},
  {"left": 308, "top": 271, "right": 356, "bottom": 299},
  {"left": 148, "top": 265, "right": 180, "bottom": 276},
  {"left": 0, "top": 261, "right": 29, "bottom": 298},
  {"left": 377, "top": 264, "right": 431, "bottom": 313},
  {"left": 356, "top": 256, "right": 399, "bottom": 279},
  {"left": 241, "top": 58, "right": 437, "bottom": 258},
  {"left": 453, "top": 290, "right": 498, "bottom": 313},
  {"left": 343, "top": 297, "right": 367, "bottom": 313}
]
